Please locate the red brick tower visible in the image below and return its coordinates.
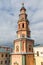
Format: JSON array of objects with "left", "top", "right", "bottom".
[{"left": 11, "top": 3, "right": 34, "bottom": 65}]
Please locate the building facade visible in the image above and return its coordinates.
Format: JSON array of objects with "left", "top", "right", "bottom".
[
  {"left": 0, "top": 46, "right": 12, "bottom": 65},
  {"left": 11, "top": 4, "right": 34, "bottom": 65},
  {"left": 33, "top": 44, "right": 43, "bottom": 65}
]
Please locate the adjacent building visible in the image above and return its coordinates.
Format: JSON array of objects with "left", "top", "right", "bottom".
[
  {"left": 0, "top": 46, "right": 12, "bottom": 65},
  {"left": 11, "top": 3, "right": 34, "bottom": 65},
  {"left": 33, "top": 44, "right": 43, "bottom": 65}
]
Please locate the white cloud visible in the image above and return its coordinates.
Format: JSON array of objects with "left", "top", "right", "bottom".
[
  {"left": 30, "top": 10, "right": 43, "bottom": 23},
  {"left": 31, "top": 22, "right": 43, "bottom": 44}
]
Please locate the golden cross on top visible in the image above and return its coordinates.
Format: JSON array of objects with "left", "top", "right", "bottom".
[{"left": 22, "top": 3, "right": 24, "bottom": 7}]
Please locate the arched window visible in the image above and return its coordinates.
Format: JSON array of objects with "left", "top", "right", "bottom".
[
  {"left": 29, "top": 47, "right": 31, "bottom": 51},
  {"left": 22, "top": 34, "right": 25, "bottom": 38},
  {"left": 22, "top": 23, "right": 24, "bottom": 28},
  {"left": 22, "top": 41, "right": 24, "bottom": 51},
  {"left": 5, "top": 54, "right": 8, "bottom": 57},
  {"left": 29, "top": 45, "right": 31, "bottom": 51},
  {"left": 37, "top": 51, "right": 39, "bottom": 56},
  {"left": 5, "top": 60, "right": 7, "bottom": 64},
  {"left": 1, "top": 54, "right": 3, "bottom": 57},
  {"left": 1, "top": 61, "right": 3, "bottom": 64},
  {"left": 16, "top": 45, "right": 19, "bottom": 52}
]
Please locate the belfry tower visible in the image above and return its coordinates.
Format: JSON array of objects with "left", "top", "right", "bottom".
[{"left": 11, "top": 3, "right": 34, "bottom": 65}]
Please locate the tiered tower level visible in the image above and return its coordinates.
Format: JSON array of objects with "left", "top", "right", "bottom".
[{"left": 11, "top": 3, "right": 34, "bottom": 65}]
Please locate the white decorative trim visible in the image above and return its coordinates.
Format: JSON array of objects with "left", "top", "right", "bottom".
[{"left": 11, "top": 52, "right": 34, "bottom": 55}]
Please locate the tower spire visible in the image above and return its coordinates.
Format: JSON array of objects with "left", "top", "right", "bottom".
[
  {"left": 22, "top": 3, "right": 24, "bottom": 7},
  {"left": 20, "top": 3, "right": 26, "bottom": 11}
]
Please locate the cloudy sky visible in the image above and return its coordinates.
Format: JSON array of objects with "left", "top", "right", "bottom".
[{"left": 0, "top": 0, "right": 43, "bottom": 46}]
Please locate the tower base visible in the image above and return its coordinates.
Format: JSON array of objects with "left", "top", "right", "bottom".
[{"left": 11, "top": 54, "right": 34, "bottom": 65}]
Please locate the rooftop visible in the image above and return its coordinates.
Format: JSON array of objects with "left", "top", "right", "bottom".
[
  {"left": 0, "top": 46, "right": 12, "bottom": 53},
  {"left": 34, "top": 44, "right": 43, "bottom": 47}
]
